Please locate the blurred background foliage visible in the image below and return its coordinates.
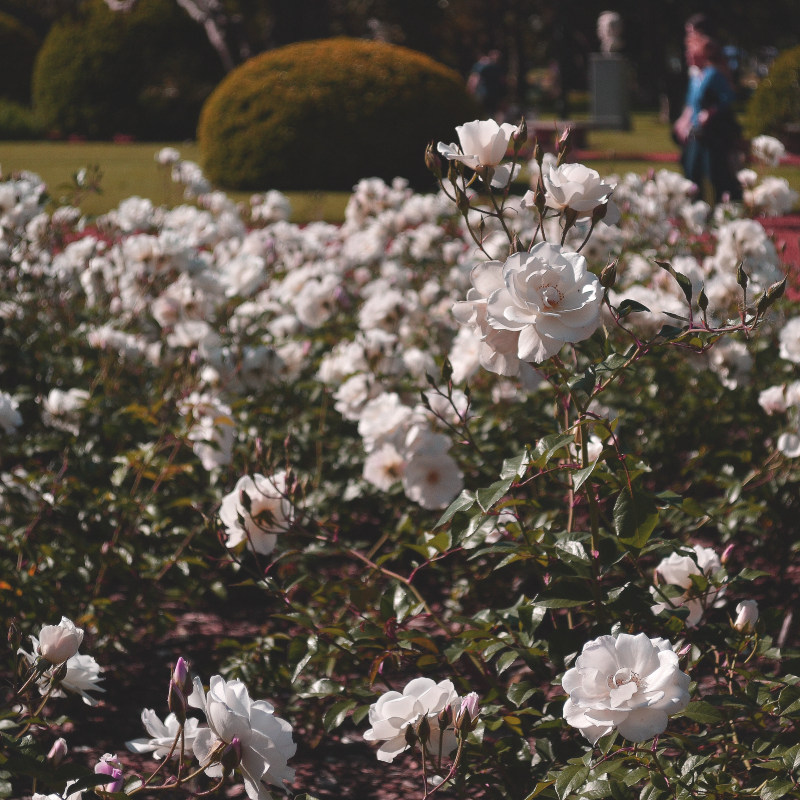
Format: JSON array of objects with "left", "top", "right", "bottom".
[{"left": 0, "top": 0, "right": 799, "bottom": 144}]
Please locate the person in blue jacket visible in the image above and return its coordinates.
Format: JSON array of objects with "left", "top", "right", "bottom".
[{"left": 673, "top": 15, "right": 743, "bottom": 203}]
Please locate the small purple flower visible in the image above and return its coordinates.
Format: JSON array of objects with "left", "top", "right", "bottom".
[{"left": 95, "top": 753, "right": 124, "bottom": 793}]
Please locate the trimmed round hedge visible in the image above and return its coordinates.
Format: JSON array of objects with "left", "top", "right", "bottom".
[
  {"left": 32, "top": 0, "right": 224, "bottom": 140},
  {"left": 197, "top": 37, "right": 482, "bottom": 191},
  {"left": 745, "top": 46, "right": 800, "bottom": 140}
]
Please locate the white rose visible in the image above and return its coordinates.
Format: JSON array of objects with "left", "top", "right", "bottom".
[
  {"left": 484, "top": 242, "right": 603, "bottom": 363},
  {"left": 219, "top": 473, "right": 292, "bottom": 555},
  {"left": 189, "top": 675, "right": 296, "bottom": 798},
  {"left": 126, "top": 710, "right": 202, "bottom": 759},
  {"left": 751, "top": 135, "right": 785, "bottom": 166},
  {"left": 363, "top": 677, "right": 461, "bottom": 762},
  {"left": 562, "top": 633, "right": 690, "bottom": 743},
  {"left": 38, "top": 617, "right": 84, "bottom": 665},
  {"left": 437, "top": 119, "right": 521, "bottom": 188},
  {"left": 651, "top": 544, "right": 723, "bottom": 627},
  {"left": 543, "top": 162, "right": 619, "bottom": 221},
  {"left": 779, "top": 317, "right": 800, "bottom": 364},
  {"left": 734, "top": 600, "right": 759, "bottom": 633}
]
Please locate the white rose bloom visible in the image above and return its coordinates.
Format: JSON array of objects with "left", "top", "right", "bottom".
[
  {"left": 452, "top": 260, "right": 523, "bottom": 376},
  {"left": 484, "top": 242, "right": 603, "bottom": 364},
  {"left": 42, "top": 388, "right": 90, "bottom": 434},
  {"left": 126, "top": 710, "right": 202, "bottom": 759},
  {"left": 178, "top": 392, "right": 236, "bottom": 471},
  {"left": 562, "top": 633, "right": 690, "bottom": 744},
  {"left": 437, "top": 119, "right": 521, "bottom": 188},
  {"left": 357, "top": 393, "right": 413, "bottom": 451},
  {"left": 189, "top": 675, "right": 296, "bottom": 799},
  {"left": 402, "top": 449, "right": 463, "bottom": 511},
  {"left": 219, "top": 472, "right": 292, "bottom": 555},
  {"left": 363, "top": 677, "right": 462, "bottom": 762},
  {"left": 542, "top": 163, "right": 619, "bottom": 221},
  {"left": 363, "top": 442, "right": 405, "bottom": 491},
  {"left": 749, "top": 176, "right": 799, "bottom": 217},
  {"left": 777, "top": 432, "right": 800, "bottom": 458},
  {"left": 0, "top": 390, "right": 22, "bottom": 434},
  {"left": 19, "top": 634, "right": 105, "bottom": 706},
  {"left": 751, "top": 134, "right": 786, "bottom": 166},
  {"left": 651, "top": 544, "right": 723, "bottom": 627},
  {"left": 37, "top": 617, "right": 84, "bottom": 664},
  {"left": 759, "top": 385, "right": 788, "bottom": 415},
  {"left": 779, "top": 317, "right": 800, "bottom": 364},
  {"left": 733, "top": 600, "right": 759, "bottom": 633},
  {"left": 333, "top": 373, "right": 374, "bottom": 421}
]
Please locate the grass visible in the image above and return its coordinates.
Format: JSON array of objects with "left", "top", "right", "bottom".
[
  {"left": 1, "top": 113, "right": 798, "bottom": 222},
  {"left": 0, "top": 140, "right": 352, "bottom": 224}
]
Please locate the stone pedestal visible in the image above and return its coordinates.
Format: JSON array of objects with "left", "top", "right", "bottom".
[{"left": 589, "top": 53, "right": 630, "bottom": 130}]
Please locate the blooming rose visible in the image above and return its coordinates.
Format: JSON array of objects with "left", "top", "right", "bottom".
[
  {"left": 189, "top": 675, "right": 296, "bottom": 799},
  {"left": 437, "top": 119, "right": 521, "bottom": 188},
  {"left": 219, "top": 472, "right": 292, "bottom": 555},
  {"left": 363, "top": 677, "right": 471, "bottom": 762},
  {"left": 562, "top": 633, "right": 691, "bottom": 743},
  {"left": 126, "top": 710, "right": 203, "bottom": 759},
  {"left": 94, "top": 754, "right": 124, "bottom": 794},
  {"left": 734, "top": 600, "right": 759, "bottom": 633},
  {"left": 38, "top": 617, "right": 84, "bottom": 665},
  {"left": 751, "top": 134, "right": 785, "bottom": 166},
  {"left": 779, "top": 317, "right": 800, "bottom": 364},
  {"left": 651, "top": 544, "right": 723, "bottom": 627},
  {"left": 19, "top": 631, "right": 105, "bottom": 706},
  {"left": 484, "top": 242, "right": 603, "bottom": 364},
  {"left": 541, "top": 163, "right": 619, "bottom": 222},
  {"left": 0, "top": 390, "right": 22, "bottom": 434},
  {"left": 777, "top": 432, "right": 800, "bottom": 458}
]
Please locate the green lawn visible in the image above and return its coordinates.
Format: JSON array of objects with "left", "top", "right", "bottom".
[
  {"left": 2, "top": 114, "right": 798, "bottom": 222},
  {"left": 0, "top": 140, "right": 352, "bottom": 223}
]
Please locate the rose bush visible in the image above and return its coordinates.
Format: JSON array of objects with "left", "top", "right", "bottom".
[{"left": 2, "top": 120, "right": 799, "bottom": 800}]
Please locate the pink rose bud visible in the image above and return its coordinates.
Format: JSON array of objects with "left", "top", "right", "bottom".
[
  {"left": 721, "top": 543, "right": 735, "bottom": 565},
  {"left": 95, "top": 753, "right": 124, "bottom": 793},
  {"left": 38, "top": 617, "right": 84, "bottom": 665},
  {"left": 734, "top": 600, "right": 759, "bottom": 633},
  {"left": 456, "top": 692, "right": 480, "bottom": 731},
  {"left": 172, "top": 657, "right": 192, "bottom": 694},
  {"left": 220, "top": 736, "right": 243, "bottom": 775},
  {"left": 47, "top": 737, "right": 68, "bottom": 766},
  {"left": 168, "top": 679, "right": 187, "bottom": 724}
]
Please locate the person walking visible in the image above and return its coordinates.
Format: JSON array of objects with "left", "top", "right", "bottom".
[{"left": 673, "top": 15, "right": 743, "bottom": 203}]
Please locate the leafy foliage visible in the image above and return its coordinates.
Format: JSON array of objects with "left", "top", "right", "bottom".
[{"left": 31, "top": 0, "right": 224, "bottom": 140}]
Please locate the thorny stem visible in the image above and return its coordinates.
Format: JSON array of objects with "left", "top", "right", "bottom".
[{"left": 423, "top": 734, "right": 467, "bottom": 799}]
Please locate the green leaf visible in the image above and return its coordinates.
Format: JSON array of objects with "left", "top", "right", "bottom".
[
  {"left": 533, "top": 597, "right": 587, "bottom": 609},
  {"left": 655, "top": 259, "right": 693, "bottom": 305},
  {"left": 507, "top": 681, "right": 538, "bottom": 708},
  {"left": 435, "top": 489, "right": 475, "bottom": 526},
  {"left": 323, "top": 699, "right": 357, "bottom": 732},
  {"left": 761, "top": 778, "right": 795, "bottom": 800},
  {"left": 617, "top": 298, "right": 650, "bottom": 317},
  {"left": 555, "top": 765, "right": 591, "bottom": 800},
  {"left": 501, "top": 451, "right": 530, "bottom": 480},
  {"left": 496, "top": 648, "right": 519, "bottom": 675},
  {"left": 681, "top": 700, "right": 723, "bottom": 723},
  {"left": 532, "top": 433, "right": 575, "bottom": 467},
  {"left": 573, "top": 456, "right": 601, "bottom": 493},
  {"left": 477, "top": 477, "right": 514, "bottom": 512},
  {"left": 614, "top": 489, "right": 659, "bottom": 548}
]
